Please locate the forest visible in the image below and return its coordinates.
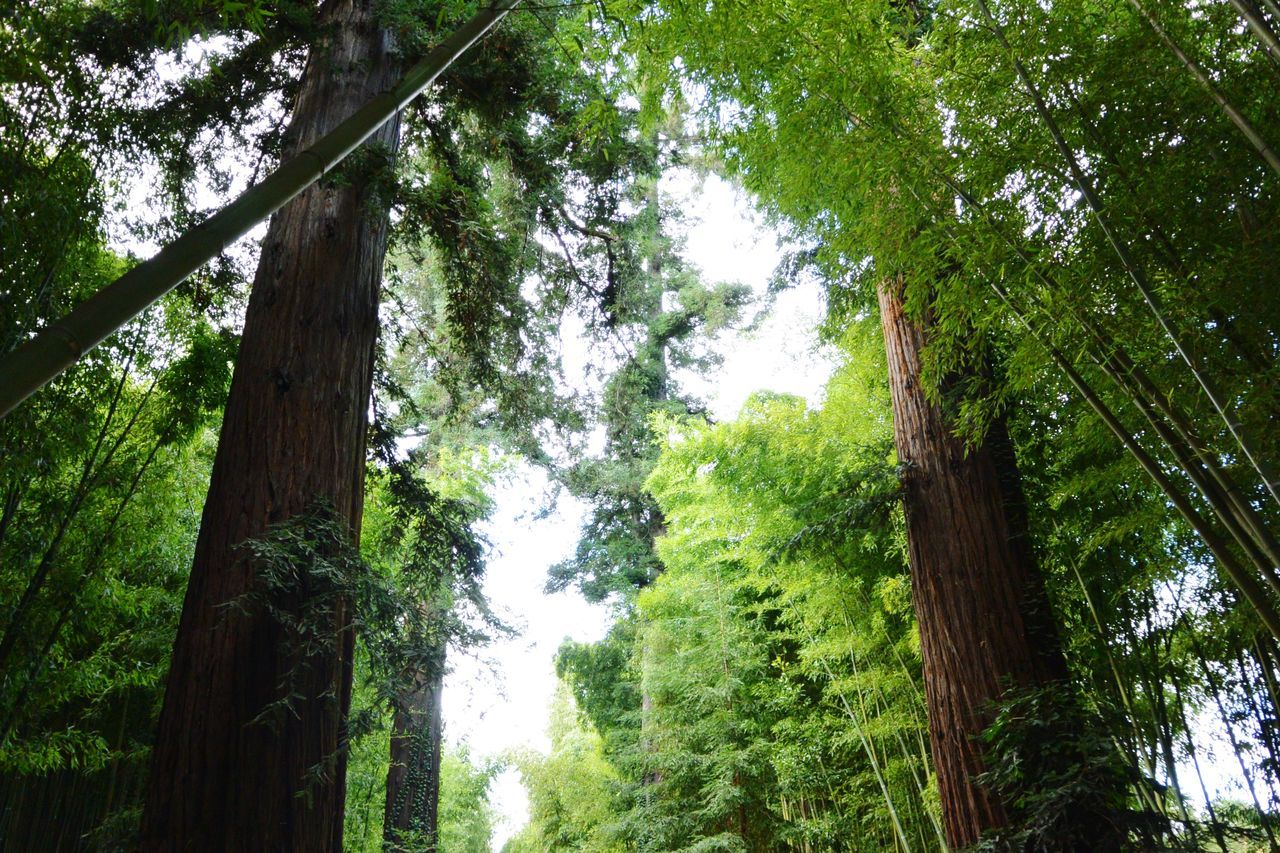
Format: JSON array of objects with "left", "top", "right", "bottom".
[{"left": 1, "top": 0, "right": 1279, "bottom": 848}]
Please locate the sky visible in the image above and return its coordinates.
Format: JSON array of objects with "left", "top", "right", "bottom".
[{"left": 439, "top": 173, "right": 838, "bottom": 848}]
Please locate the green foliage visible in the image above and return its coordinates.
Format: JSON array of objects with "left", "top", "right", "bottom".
[
  {"left": 505, "top": 686, "right": 628, "bottom": 853},
  {"left": 546, "top": 190, "right": 752, "bottom": 602},
  {"left": 631, "top": 336, "right": 939, "bottom": 850},
  {"left": 233, "top": 499, "right": 462, "bottom": 741},
  {"left": 588, "top": 0, "right": 1280, "bottom": 845},
  {"left": 8, "top": 0, "right": 1280, "bottom": 846},
  {"left": 438, "top": 745, "right": 503, "bottom": 852},
  {"left": 971, "top": 687, "right": 1169, "bottom": 851},
  {"left": 525, "top": 331, "right": 944, "bottom": 850},
  {"left": 344, "top": 726, "right": 503, "bottom": 853}
]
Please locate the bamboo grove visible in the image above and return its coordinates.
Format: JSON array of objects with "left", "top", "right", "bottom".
[{"left": 1, "top": 0, "right": 1278, "bottom": 848}]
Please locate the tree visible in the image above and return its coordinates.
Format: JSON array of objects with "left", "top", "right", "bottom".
[
  {"left": 609, "top": 0, "right": 1280, "bottom": 841},
  {"left": 533, "top": 336, "right": 942, "bottom": 850},
  {"left": 436, "top": 746, "right": 502, "bottom": 852},
  {"left": 141, "top": 0, "right": 403, "bottom": 844},
  {"left": 878, "top": 279, "right": 1083, "bottom": 846},
  {"left": 7, "top": 0, "right": 1280, "bottom": 845},
  {"left": 505, "top": 685, "right": 627, "bottom": 852},
  {"left": 370, "top": 456, "right": 492, "bottom": 853}
]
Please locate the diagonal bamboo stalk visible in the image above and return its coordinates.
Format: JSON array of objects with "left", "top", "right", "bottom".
[
  {"left": 730, "top": 3, "right": 1280, "bottom": 638},
  {"left": 0, "top": 0, "right": 522, "bottom": 419},
  {"left": 1127, "top": 0, "right": 1280, "bottom": 177},
  {"left": 1227, "top": 0, "right": 1280, "bottom": 63},
  {"left": 973, "top": 0, "right": 1280, "bottom": 512},
  {"left": 790, "top": 34, "right": 1280, "bottom": 547},
  {"left": 1260, "top": 0, "right": 1280, "bottom": 29},
  {"left": 789, "top": 609, "right": 917, "bottom": 851},
  {"left": 990, "top": 277, "right": 1280, "bottom": 639},
  {"left": 902, "top": 163, "right": 1280, "bottom": 592}
]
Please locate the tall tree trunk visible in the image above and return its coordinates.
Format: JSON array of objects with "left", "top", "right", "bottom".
[
  {"left": 141, "top": 0, "right": 401, "bottom": 847},
  {"left": 383, "top": 652, "right": 446, "bottom": 851},
  {"left": 877, "top": 276, "right": 1072, "bottom": 847}
]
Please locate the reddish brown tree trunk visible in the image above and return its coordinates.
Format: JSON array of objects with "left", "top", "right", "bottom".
[
  {"left": 383, "top": 656, "right": 445, "bottom": 851},
  {"left": 141, "top": 1, "right": 400, "bottom": 848},
  {"left": 877, "top": 277, "right": 1070, "bottom": 847}
]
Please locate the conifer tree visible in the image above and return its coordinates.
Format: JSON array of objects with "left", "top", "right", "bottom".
[{"left": 141, "top": 0, "right": 403, "bottom": 845}]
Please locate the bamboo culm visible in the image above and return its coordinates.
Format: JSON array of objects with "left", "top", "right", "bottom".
[
  {"left": 808, "top": 57, "right": 1280, "bottom": 592},
  {"left": 917, "top": 168, "right": 1280, "bottom": 611},
  {"left": 990, "top": 279, "right": 1280, "bottom": 640},
  {"left": 1126, "top": 0, "right": 1280, "bottom": 177},
  {"left": 973, "top": 0, "right": 1280, "bottom": 512},
  {"left": 1227, "top": 0, "right": 1280, "bottom": 64}
]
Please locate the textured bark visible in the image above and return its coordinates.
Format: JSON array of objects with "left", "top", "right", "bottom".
[
  {"left": 141, "top": 1, "right": 401, "bottom": 848},
  {"left": 877, "top": 277, "right": 1070, "bottom": 847},
  {"left": 383, "top": 656, "right": 446, "bottom": 851}
]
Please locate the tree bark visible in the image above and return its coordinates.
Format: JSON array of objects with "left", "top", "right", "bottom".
[
  {"left": 383, "top": 654, "right": 446, "bottom": 851},
  {"left": 877, "top": 277, "right": 1070, "bottom": 847},
  {"left": 141, "top": 0, "right": 401, "bottom": 847}
]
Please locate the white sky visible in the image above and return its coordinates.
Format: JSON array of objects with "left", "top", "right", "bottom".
[{"left": 441, "top": 173, "right": 837, "bottom": 849}]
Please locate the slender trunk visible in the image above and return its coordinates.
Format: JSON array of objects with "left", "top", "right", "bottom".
[
  {"left": 0, "top": 429, "right": 167, "bottom": 743},
  {"left": 989, "top": 277, "right": 1280, "bottom": 640},
  {"left": 1171, "top": 674, "right": 1230, "bottom": 851},
  {"left": 1192, "top": 640, "right": 1280, "bottom": 850},
  {"left": 1127, "top": 0, "right": 1280, "bottom": 176},
  {"left": 1228, "top": 0, "right": 1280, "bottom": 64},
  {"left": 1234, "top": 647, "right": 1280, "bottom": 804},
  {"left": 141, "top": 0, "right": 401, "bottom": 847},
  {"left": 383, "top": 653, "right": 446, "bottom": 852},
  {"left": 0, "top": 361, "right": 139, "bottom": 677},
  {"left": 1149, "top": 656, "right": 1197, "bottom": 840},
  {"left": 877, "top": 276, "right": 1081, "bottom": 847},
  {"left": 1254, "top": 635, "right": 1280, "bottom": 771},
  {"left": 976, "top": 0, "right": 1280, "bottom": 509},
  {"left": 0, "top": 479, "right": 25, "bottom": 556},
  {"left": 793, "top": 612, "right": 913, "bottom": 851}
]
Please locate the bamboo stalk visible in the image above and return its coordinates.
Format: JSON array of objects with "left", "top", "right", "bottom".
[
  {"left": 1128, "top": 0, "right": 1280, "bottom": 176},
  {"left": 0, "top": 372, "right": 157, "bottom": 677},
  {"left": 974, "top": 0, "right": 1280, "bottom": 511},
  {"left": 790, "top": 608, "right": 916, "bottom": 850},
  {"left": 1096, "top": 347, "right": 1280, "bottom": 589},
  {"left": 0, "top": 0, "right": 522, "bottom": 419},
  {"left": 1170, "top": 675, "right": 1231, "bottom": 852},
  {"left": 990, "top": 278, "right": 1280, "bottom": 639},
  {"left": 918, "top": 166, "right": 1280, "bottom": 599},
  {"left": 1189, "top": 634, "right": 1280, "bottom": 849},
  {"left": 1067, "top": 563, "right": 1170, "bottom": 825},
  {"left": 1143, "top": 613, "right": 1198, "bottom": 840},
  {"left": 764, "top": 19, "right": 1280, "bottom": 615},
  {"left": 1227, "top": 0, "right": 1280, "bottom": 63},
  {"left": 1097, "top": 346, "right": 1280, "bottom": 571}
]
